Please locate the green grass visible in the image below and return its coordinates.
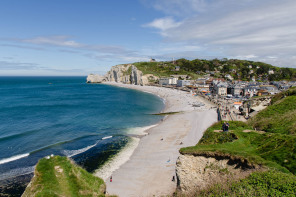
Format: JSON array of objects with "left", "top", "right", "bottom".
[
  {"left": 22, "top": 156, "right": 107, "bottom": 197},
  {"left": 133, "top": 61, "right": 201, "bottom": 79},
  {"left": 193, "top": 170, "right": 296, "bottom": 197},
  {"left": 249, "top": 95, "right": 296, "bottom": 134},
  {"left": 177, "top": 92, "right": 296, "bottom": 196},
  {"left": 271, "top": 87, "right": 296, "bottom": 104},
  {"left": 178, "top": 121, "right": 296, "bottom": 196},
  {"left": 180, "top": 121, "right": 295, "bottom": 174}
]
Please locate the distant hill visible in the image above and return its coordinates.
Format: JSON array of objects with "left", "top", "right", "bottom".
[
  {"left": 22, "top": 156, "right": 106, "bottom": 197},
  {"left": 134, "top": 58, "right": 296, "bottom": 81}
]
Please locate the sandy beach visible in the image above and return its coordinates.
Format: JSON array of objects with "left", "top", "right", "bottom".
[{"left": 97, "top": 82, "right": 217, "bottom": 197}]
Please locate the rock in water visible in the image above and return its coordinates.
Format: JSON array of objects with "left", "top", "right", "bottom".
[{"left": 86, "top": 74, "right": 105, "bottom": 83}]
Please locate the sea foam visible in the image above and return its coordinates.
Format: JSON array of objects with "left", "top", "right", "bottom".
[
  {"left": 125, "top": 124, "right": 158, "bottom": 135},
  {"left": 94, "top": 137, "right": 140, "bottom": 181},
  {"left": 63, "top": 141, "right": 99, "bottom": 157},
  {"left": 0, "top": 153, "right": 30, "bottom": 165}
]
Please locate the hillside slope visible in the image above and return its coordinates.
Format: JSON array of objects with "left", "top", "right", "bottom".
[
  {"left": 249, "top": 88, "right": 296, "bottom": 134},
  {"left": 22, "top": 156, "right": 106, "bottom": 197},
  {"left": 176, "top": 88, "right": 296, "bottom": 196}
]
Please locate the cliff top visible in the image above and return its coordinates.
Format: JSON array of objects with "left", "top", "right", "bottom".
[{"left": 22, "top": 156, "right": 107, "bottom": 197}]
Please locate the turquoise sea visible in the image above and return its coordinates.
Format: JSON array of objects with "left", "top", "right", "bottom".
[{"left": 0, "top": 76, "right": 164, "bottom": 196}]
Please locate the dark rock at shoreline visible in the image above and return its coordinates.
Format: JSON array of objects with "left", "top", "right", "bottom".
[{"left": 0, "top": 174, "right": 33, "bottom": 197}]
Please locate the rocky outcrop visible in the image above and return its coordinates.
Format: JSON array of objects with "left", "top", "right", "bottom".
[
  {"left": 88, "top": 64, "right": 158, "bottom": 86},
  {"left": 86, "top": 74, "right": 105, "bottom": 83},
  {"left": 105, "top": 64, "right": 145, "bottom": 85},
  {"left": 176, "top": 154, "right": 263, "bottom": 195}
]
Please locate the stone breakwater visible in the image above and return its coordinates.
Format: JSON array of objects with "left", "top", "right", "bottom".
[{"left": 87, "top": 64, "right": 158, "bottom": 85}]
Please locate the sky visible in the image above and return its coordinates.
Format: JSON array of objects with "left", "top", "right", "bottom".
[{"left": 0, "top": 0, "right": 296, "bottom": 76}]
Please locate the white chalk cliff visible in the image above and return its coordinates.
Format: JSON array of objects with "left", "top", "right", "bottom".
[
  {"left": 87, "top": 64, "right": 158, "bottom": 86},
  {"left": 86, "top": 74, "right": 105, "bottom": 83}
]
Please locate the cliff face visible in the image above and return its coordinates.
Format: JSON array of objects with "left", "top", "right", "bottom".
[
  {"left": 86, "top": 74, "right": 105, "bottom": 83},
  {"left": 105, "top": 64, "right": 146, "bottom": 85},
  {"left": 176, "top": 154, "right": 262, "bottom": 195},
  {"left": 87, "top": 64, "right": 156, "bottom": 85}
]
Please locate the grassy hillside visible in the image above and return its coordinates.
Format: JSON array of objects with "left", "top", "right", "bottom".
[
  {"left": 180, "top": 121, "right": 295, "bottom": 173},
  {"left": 195, "top": 171, "right": 296, "bottom": 197},
  {"left": 178, "top": 121, "right": 296, "bottom": 196},
  {"left": 22, "top": 156, "right": 107, "bottom": 197},
  {"left": 133, "top": 58, "right": 296, "bottom": 81},
  {"left": 249, "top": 90, "right": 296, "bottom": 134}
]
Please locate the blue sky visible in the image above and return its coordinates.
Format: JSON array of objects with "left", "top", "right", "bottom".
[{"left": 0, "top": 0, "right": 295, "bottom": 76}]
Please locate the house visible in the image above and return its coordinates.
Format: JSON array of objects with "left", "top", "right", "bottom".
[
  {"left": 177, "top": 80, "right": 192, "bottom": 87},
  {"left": 243, "top": 85, "right": 260, "bottom": 98},
  {"left": 268, "top": 70, "right": 274, "bottom": 75},
  {"left": 159, "top": 77, "right": 178, "bottom": 85},
  {"left": 259, "top": 85, "right": 279, "bottom": 95},
  {"left": 150, "top": 58, "right": 156, "bottom": 62},
  {"left": 230, "top": 84, "right": 243, "bottom": 96},
  {"left": 257, "top": 89, "right": 269, "bottom": 96},
  {"left": 212, "top": 81, "right": 228, "bottom": 96},
  {"left": 248, "top": 65, "right": 253, "bottom": 69},
  {"left": 197, "top": 84, "right": 210, "bottom": 92}
]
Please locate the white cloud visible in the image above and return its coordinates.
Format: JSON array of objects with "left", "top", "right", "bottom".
[
  {"left": 144, "top": 0, "right": 296, "bottom": 67},
  {"left": 143, "top": 17, "right": 181, "bottom": 32},
  {"left": 19, "top": 36, "right": 133, "bottom": 55},
  {"left": 24, "top": 36, "right": 82, "bottom": 47}
]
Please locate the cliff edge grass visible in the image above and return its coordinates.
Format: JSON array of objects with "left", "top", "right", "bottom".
[
  {"left": 22, "top": 156, "right": 112, "bottom": 197},
  {"left": 177, "top": 121, "right": 296, "bottom": 196},
  {"left": 249, "top": 87, "right": 296, "bottom": 135},
  {"left": 177, "top": 89, "right": 296, "bottom": 196}
]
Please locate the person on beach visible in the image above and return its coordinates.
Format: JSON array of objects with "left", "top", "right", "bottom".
[{"left": 110, "top": 176, "right": 112, "bottom": 182}]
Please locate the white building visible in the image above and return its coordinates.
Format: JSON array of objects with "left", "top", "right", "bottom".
[
  {"left": 268, "top": 70, "right": 274, "bottom": 75},
  {"left": 159, "top": 77, "right": 178, "bottom": 85},
  {"left": 177, "top": 80, "right": 191, "bottom": 87}
]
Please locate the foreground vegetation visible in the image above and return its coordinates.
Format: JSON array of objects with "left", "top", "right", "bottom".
[
  {"left": 196, "top": 171, "right": 296, "bottom": 197},
  {"left": 22, "top": 156, "right": 107, "bottom": 197},
  {"left": 249, "top": 95, "right": 296, "bottom": 134},
  {"left": 179, "top": 89, "right": 296, "bottom": 196},
  {"left": 178, "top": 121, "right": 296, "bottom": 196},
  {"left": 181, "top": 121, "right": 295, "bottom": 173}
]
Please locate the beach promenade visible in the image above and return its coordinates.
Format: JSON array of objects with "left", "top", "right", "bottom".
[{"left": 100, "top": 83, "right": 217, "bottom": 197}]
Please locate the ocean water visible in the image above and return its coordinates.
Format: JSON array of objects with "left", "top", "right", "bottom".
[{"left": 0, "top": 77, "right": 164, "bottom": 195}]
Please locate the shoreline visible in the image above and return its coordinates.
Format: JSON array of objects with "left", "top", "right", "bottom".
[{"left": 100, "top": 82, "right": 217, "bottom": 197}]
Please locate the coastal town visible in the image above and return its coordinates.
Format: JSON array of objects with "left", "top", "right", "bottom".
[
  {"left": 156, "top": 74, "right": 296, "bottom": 121},
  {"left": 87, "top": 59, "right": 296, "bottom": 122},
  {"left": 85, "top": 60, "right": 296, "bottom": 196}
]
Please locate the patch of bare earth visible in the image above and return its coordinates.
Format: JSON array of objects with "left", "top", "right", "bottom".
[{"left": 176, "top": 154, "right": 265, "bottom": 195}]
